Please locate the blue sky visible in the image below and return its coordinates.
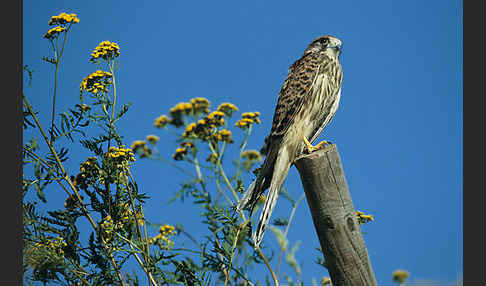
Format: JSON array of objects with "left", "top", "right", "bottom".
[{"left": 23, "top": 1, "right": 462, "bottom": 285}]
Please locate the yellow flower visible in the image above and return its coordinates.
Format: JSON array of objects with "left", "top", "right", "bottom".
[
  {"left": 235, "top": 118, "right": 254, "bottom": 128},
  {"left": 137, "top": 213, "right": 145, "bottom": 226},
  {"left": 106, "top": 146, "right": 136, "bottom": 162},
  {"left": 207, "top": 111, "right": 225, "bottom": 120},
  {"left": 241, "top": 150, "right": 262, "bottom": 171},
  {"left": 356, "top": 210, "right": 374, "bottom": 224},
  {"left": 215, "top": 129, "right": 233, "bottom": 143},
  {"left": 173, "top": 147, "right": 188, "bottom": 161},
  {"left": 197, "top": 118, "right": 207, "bottom": 126},
  {"left": 180, "top": 141, "right": 194, "bottom": 149},
  {"left": 168, "top": 102, "right": 193, "bottom": 127},
  {"left": 217, "top": 102, "right": 238, "bottom": 117},
  {"left": 149, "top": 225, "right": 176, "bottom": 249},
  {"left": 80, "top": 70, "right": 112, "bottom": 93},
  {"left": 182, "top": 122, "right": 197, "bottom": 138},
  {"left": 48, "top": 12, "right": 80, "bottom": 26},
  {"left": 170, "top": 102, "right": 193, "bottom": 115},
  {"left": 159, "top": 225, "right": 176, "bottom": 236},
  {"left": 90, "top": 40, "right": 120, "bottom": 62},
  {"left": 146, "top": 135, "right": 159, "bottom": 144},
  {"left": 42, "top": 26, "right": 66, "bottom": 39},
  {"left": 361, "top": 214, "right": 374, "bottom": 221},
  {"left": 241, "top": 112, "right": 261, "bottom": 124},
  {"left": 190, "top": 97, "right": 211, "bottom": 114},
  {"left": 392, "top": 270, "right": 409, "bottom": 284},
  {"left": 154, "top": 115, "right": 170, "bottom": 128},
  {"left": 131, "top": 140, "right": 146, "bottom": 151},
  {"left": 34, "top": 236, "right": 67, "bottom": 257},
  {"left": 241, "top": 150, "right": 262, "bottom": 162}
]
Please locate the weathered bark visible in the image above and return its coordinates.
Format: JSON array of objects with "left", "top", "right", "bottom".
[{"left": 294, "top": 144, "right": 377, "bottom": 286}]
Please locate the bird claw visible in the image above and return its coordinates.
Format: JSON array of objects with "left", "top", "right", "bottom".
[{"left": 303, "top": 136, "right": 329, "bottom": 154}]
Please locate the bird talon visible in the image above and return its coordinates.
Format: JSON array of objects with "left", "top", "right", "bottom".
[{"left": 302, "top": 136, "right": 329, "bottom": 154}]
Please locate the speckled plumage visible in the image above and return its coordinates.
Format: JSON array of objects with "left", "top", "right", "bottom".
[{"left": 237, "top": 36, "right": 343, "bottom": 247}]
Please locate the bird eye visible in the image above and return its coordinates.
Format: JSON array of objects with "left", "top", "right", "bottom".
[{"left": 321, "top": 38, "right": 329, "bottom": 44}]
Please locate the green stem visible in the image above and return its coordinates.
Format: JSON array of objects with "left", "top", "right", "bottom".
[
  {"left": 215, "top": 175, "right": 234, "bottom": 207},
  {"left": 234, "top": 125, "right": 252, "bottom": 185},
  {"left": 63, "top": 263, "right": 91, "bottom": 286},
  {"left": 256, "top": 246, "right": 279, "bottom": 286},
  {"left": 109, "top": 58, "right": 117, "bottom": 122},
  {"left": 208, "top": 143, "right": 239, "bottom": 203},
  {"left": 125, "top": 168, "right": 152, "bottom": 286},
  {"left": 49, "top": 26, "right": 70, "bottom": 143},
  {"left": 116, "top": 233, "right": 160, "bottom": 286},
  {"left": 225, "top": 225, "right": 243, "bottom": 286},
  {"left": 276, "top": 192, "right": 305, "bottom": 280}
]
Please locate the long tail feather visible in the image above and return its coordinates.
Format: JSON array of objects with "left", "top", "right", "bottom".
[{"left": 253, "top": 146, "right": 291, "bottom": 247}]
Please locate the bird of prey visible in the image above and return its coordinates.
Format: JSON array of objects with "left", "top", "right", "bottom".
[{"left": 237, "top": 35, "right": 343, "bottom": 247}]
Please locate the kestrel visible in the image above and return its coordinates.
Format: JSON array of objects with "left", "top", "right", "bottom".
[{"left": 237, "top": 35, "right": 343, "bottom": 247}]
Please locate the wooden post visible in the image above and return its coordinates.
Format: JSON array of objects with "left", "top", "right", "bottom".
[{"left": 294, "top": 144, "right": 377, "bottom": 286}]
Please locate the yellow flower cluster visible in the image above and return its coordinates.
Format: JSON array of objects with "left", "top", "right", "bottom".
[
  {"left": 392, "top": 270, "right": 409, "bottom": 284},
  {"left": 182, "top": 123, "right": 197, "bottom": 138},
  {"left": 241, "top": 149, "right": 262, "bottom": 170},
  {"left": 42, "top": 26, "right": 65, "bottom": 39},
  {"left": 100, "top": 215, "right": 115, "bottom": 241},
  {"left": 131, "top": 140, "right": 153, "bottom": 158},
  {"left": 159, "top": 225, "right": 176, "bottom": 236},
  {"left": 235, "top": 111, "right": 261, "bottom": 128},
  {"left": 190, "top": 97, "right": 211, "bottom": 114},
  {"left": 150, "top": 225, "right": 176, "bottom": 249},
  {"left": 106, "top": 146, "right": 136, "bottom": 162},
  {"left": 356, "top": 210, "right": 374, "bottom": 224},
  {"left": 207, "top": 111, "right": 226, "bottom": 123},
  {"left": 241, "top": 150, "right": 262, "bottom": 162},
  {"left": 48, "top": 12, "right": 80, "bottom": 26},
  {"left": 180, "top": 141, "right": 195, "bottom": 149},
  {"left": 80, "top": 70, "right": 112, "bottom": 94},
  {"left": 105, "top": 145, "right": 135, "bottom": 165},
  {"left": 118, "top": 203, "right": 144, "bottom": 225},
  {"left": 212, "top": 129, "right": 233, "bottom": 143},
  {"left": 90, "top": 41, "right": 120, "bottom": 62},
  {"left": 119, "top": 203, "right": 131, "bottom": 222},
  {"left": 73, "top": 157, "right": 99, "bottom": 189},
  {"left": 182, "top": 111, "right": 226, "bottom": 141},
  {"left": 168, "top": 97, "right": 211, "bottom": 127},
  {"left": 172, "top": 142, "right": 195, "bottom": 161},
  {"left": 33, "top": 237, "right": 67, "bottom": 257},
  {"left": 131, "top": 140, "right": 146, "bottom": 151},
  {"left": 171, "top": 102, "right": 193, "bottom": 115},
  {"left": 173, "top": 147, "right": 189, "bottom": 161},
  {"left": 146, "top": 135, "right": 160, "bottom": 144},
  {"left": 216, "top": 102, "right": 239, "bottom": 117},
  {"left": 154, "top": 115, "right": 171, "bottom": 128}
]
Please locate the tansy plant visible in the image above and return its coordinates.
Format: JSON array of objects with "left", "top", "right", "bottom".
[{"left": 23, "top": 12, "right": 188, "bottom": 286}]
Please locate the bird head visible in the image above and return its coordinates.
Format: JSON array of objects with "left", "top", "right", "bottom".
[{"left": 303, "top": 35, "right": 342, "bottom": 57}]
